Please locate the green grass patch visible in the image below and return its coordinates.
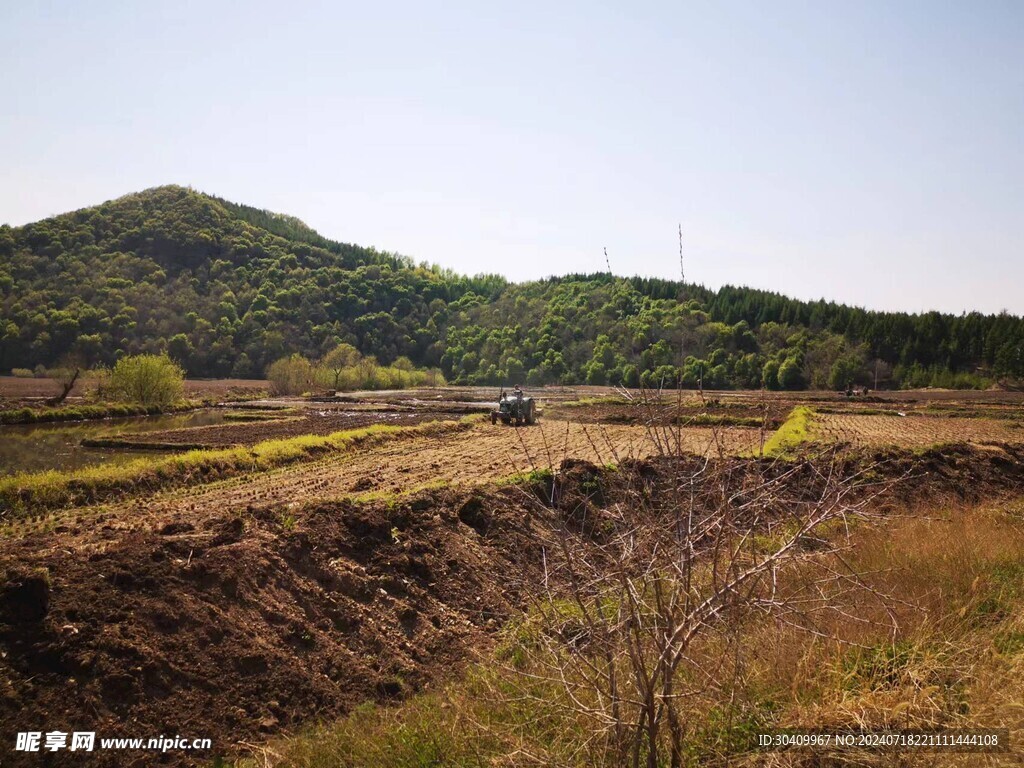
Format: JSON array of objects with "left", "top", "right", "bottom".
[
  {"left": 0, "top": 420, "right": 468, "bottom": 520},
  {"left": 761, "top": 406, "right": 816, "bottom": 457},
  {"left": 350, "top": 478, "right": 452, "bottom": 506},
  {"left": 840, "top": 641, "right": 922, "bottom": 692},
  {"left": 495, "top": 467, "right": 554, "bottom": 486},
  {"left": 0, "top": 401, "right": 202, "bottom": 425},
  {"left": 220, "top": 410, "right": 295, "bottom": 422},
  {"left": 813, "top": 406, "right": 895, "bottom": 416},
  {"left": 685, "top": 700, "right": 778, "bottom": 761},
  {"left": 988, "top": 560, "right": 1024, "bottom": 593},
  {"left": 994, "top": 630, "right": 1024, "bottom": 655},
  {"left": 673, "top": 413, "right": 779, "bottom": 428}
]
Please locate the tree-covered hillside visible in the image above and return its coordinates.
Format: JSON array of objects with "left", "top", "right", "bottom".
[{"left": 1, "top": 185, "right": 1021, "bottom": 389}]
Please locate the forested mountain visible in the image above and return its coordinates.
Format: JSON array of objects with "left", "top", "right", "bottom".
[{"left": 1, "top": 185, "right": 1021, "bottom": 389}]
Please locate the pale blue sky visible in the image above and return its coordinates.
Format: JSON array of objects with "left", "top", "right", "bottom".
[{"left": 1, "top": 1, "right": 1021, "bottom": 315}]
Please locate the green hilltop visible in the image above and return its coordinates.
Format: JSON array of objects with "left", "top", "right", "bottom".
[{"left": 1, "top": 185, "right": 1021, "bottom": 389}]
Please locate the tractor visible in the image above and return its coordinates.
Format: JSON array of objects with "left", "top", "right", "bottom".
[{"left": 491, "top": 386, "right": 536, "bottom": 426}]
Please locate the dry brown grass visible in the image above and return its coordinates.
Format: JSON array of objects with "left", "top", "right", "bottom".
[
  {"left": 236, "top": 496, "right": 1024, "bottom": 767},
  {"left": 727, "top": 496, "right": 1024, "bottom": 766}
]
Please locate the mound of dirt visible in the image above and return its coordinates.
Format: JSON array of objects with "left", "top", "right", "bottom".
[
  {"left": 865, "top": 442, "right": 1024, "bottom": 507},
  {"left": 0, "top": 488, "right": 544, "bottom": 766}
]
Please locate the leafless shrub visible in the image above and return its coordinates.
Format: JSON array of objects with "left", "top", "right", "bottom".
[{"left": 491, "top": 393, "right": 900, "bottom": 767}]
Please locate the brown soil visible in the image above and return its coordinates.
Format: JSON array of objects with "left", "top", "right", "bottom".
[
  {"left": 544, "top": 398, "right": 788, "bottom": 427},
  {"left": 3, "top": 444, "right": 1024, "bottom": 766},
  {"left": 104, "top": 410, "right": 462, "bottom": 449},
  {"left": 0, "top": 488, "right": 542, "bottom": 766},
  {"left": 814, "top": 413, "right": 1024, "bottom": 447},
  {"left": 12, "top": 421, "right": 762, "bottom": 543},
  {"left": 320, "top": 385, "right": 1024, "bottom": 407}
]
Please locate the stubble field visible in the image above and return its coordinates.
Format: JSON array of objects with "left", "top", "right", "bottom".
[{"left": 813, "top": 411, "right": 1024, "bottom": 447}]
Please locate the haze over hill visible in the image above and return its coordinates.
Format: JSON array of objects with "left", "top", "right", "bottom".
[{"left": 1, "top": 186, "right": 1022, "bottom": 389}]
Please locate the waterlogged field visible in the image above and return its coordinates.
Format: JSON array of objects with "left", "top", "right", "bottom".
[{"left": 0, "top": 410, "right": 233, "bottom": 475}]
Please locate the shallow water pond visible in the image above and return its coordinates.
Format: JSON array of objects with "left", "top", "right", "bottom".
[{"left": 0, "top": 410, "right": 229, "bottom": 476}]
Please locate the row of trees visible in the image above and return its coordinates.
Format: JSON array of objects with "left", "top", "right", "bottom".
[
  {"left": 266, "top": 344, "right": 445, "bottom": 396},
  {"left": 3, "top": 185, "right": 1021, "bottom": 390}
]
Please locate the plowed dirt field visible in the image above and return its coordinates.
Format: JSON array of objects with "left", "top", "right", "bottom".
[
  {"left": 814, "top": 412, "right": 1024, "bottom": 447},
  {"left": 20, "top": 421, "right": 764, "bottom": 543}
]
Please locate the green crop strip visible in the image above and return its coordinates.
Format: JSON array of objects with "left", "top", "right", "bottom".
[
  {"left": 761, "top": 406, "right": 816, "bottom": 457},
  {"left": 0, "top": 420, "right": 468, "bottom": 520}
]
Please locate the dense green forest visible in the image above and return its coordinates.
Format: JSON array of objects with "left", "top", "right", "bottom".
[{"left": 1, "top": 185, "right": 1021, "bottom": 389}]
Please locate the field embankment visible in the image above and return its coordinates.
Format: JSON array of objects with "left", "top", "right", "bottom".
[
  {"left": 244, "top": 483, "right": 1024, "bottom": 768},
  {"left": 0, "top": 484, "right": 544, "bottom": 767},
  {"left": 0, "top": 402, "right": 205, "bottom": 426},
  {"left": 3, "top": 445, "right": 1024, "bottom": 766}
]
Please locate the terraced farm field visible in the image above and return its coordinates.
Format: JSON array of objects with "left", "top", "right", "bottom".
[{"left": 17, "top": 420, "right": 765, "bottom": 540}]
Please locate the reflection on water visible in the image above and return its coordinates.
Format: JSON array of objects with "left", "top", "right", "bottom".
[{"left": 0, "top": 410, "right": 228, "bottom": 476}]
